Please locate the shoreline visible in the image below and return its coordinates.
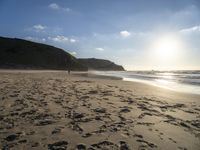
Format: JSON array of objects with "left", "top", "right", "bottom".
[
  {"left": 0, "top": 69, "right": 200, "bottom": 98},
  {"left": 0, "top": 70, "right": 200, "bottom": 149},
  {"left": 0, "top": 69, "right": 200, "bottom": 101}
]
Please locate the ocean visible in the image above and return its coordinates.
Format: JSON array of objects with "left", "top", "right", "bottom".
[{"left": 92, "top": 70, "right": 200, "bottom": 95}]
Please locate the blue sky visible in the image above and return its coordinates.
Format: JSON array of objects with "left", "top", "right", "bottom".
[{"left": 0, "top": 0, "right": 200, "bottom": 70}]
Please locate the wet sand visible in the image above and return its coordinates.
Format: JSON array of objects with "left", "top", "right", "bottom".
[{"left": 0, "top": 70, "right": 200, "bottom": 150}]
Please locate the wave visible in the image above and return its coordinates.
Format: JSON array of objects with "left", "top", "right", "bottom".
[{"left": 92, "top": 70, "right": 200, "bottom": 95}]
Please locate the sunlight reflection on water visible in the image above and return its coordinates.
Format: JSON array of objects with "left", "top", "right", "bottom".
[
  {"left": 93, "top": 71, "right": 200, "bottom": 95},
  {"left": 123, "top": 77, "right": 200, "bottom": 94}
]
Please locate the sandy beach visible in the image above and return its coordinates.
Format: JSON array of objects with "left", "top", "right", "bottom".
[{"left": 0, "top": 70, "right": 200, "bottom": 150}]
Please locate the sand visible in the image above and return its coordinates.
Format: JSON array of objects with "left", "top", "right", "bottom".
[{"left": 0, "top": 70, "right": 199, "bottom": 150}]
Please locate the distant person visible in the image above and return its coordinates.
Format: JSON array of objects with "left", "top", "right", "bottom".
[
  {"left": 67, "top": 57, "right": 71, "bottom": 75},
  {"left": 68, "top": 65, "right": 70, "bottom": 75}
]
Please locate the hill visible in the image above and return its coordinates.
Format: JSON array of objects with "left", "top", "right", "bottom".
[
  {"left": 0, "top": 36, "right": 125, "bottom": 71},
  {"left": 78, "top": 58, "right": 125, "bottom": 71},
  {"left": 0, "top": 37, "right": 87, "bottom": 70}
]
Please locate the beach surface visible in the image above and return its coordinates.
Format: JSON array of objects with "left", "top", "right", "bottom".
[{"left": 0, "top": 70, "right": 200, "bottom": 150}]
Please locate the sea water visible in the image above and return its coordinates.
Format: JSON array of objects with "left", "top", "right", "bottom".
[{"left": 92, "top": 70, "right": 200, "bottom": 95}]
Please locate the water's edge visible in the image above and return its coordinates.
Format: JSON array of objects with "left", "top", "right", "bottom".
[{"left": 91, "top": 71, "right": 200, "bottom": 95}]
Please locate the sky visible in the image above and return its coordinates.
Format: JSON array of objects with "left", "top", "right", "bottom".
[{"left": 0, "top": 0, "right": 200, "bottom": 70}]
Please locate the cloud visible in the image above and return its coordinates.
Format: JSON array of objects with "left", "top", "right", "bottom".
[
  {"left": 25, "top": 36, "right": 46, "bottom": 43},
  {"left": 48, "top": 36, "right": 77, "bottom": 43},
  {"left": 96, "top": 47, "right": 104, "bottom": 51},
  {"left": 70, "top": 38, "right": 77, "bottom": 43},
  {"left": 48, "top": 3, "right": 71, "bottom": 12},
  {"left": 33, "top": 24, "right": 46, "bottom": 30},
  {"left": 120, "top": 30, "right": 131, "bottom": 37},
  {"left": 180, "top": 25, "right": 200, "bottom": 34},
  {"left": 48, "top": 36, "right": 68, "bottom": 42},
  {"left": 49, "top": 3, "right": 59, "bottom": 10}
]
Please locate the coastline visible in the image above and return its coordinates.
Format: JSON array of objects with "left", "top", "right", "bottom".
[{"left": 0, "top": 70, "right": 200, "bottom": 149}]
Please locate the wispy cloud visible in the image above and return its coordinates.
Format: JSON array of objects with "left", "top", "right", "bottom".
[
  {"left": 49, "top": 3, "right": 59, "bottom": 10},
  {"left": 48, "top": 35, "right": 68, "bottom": 42},
  {"left": 48, "top": 3, "right": 71, "bottom": 12},
  {"left": 95, "top": 47, "right": 104, "bottom": 51},
  {"left": 25, "top": 24, "right": 46, "bottom": 33},
  {"left": 48, "top": 35, "right": 77, "bottom": 43},
  {"left": 180, "top": 25, "right": 200, "bottom": 34},
  {"left": 120, "top": 30, "right": 131, "bottom": 38},
  {"left": 25, "top": 36, "right": 46, "bottom": 43},
  {"left": 33, "top": 24, "right": 46, "bottom": 30}
]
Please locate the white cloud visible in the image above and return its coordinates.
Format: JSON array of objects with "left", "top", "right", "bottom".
[
  {"left": 33, "top": 24, "right": 46, "bottom": 30},
  {"left": 49, "top": 3, "right": 60, "bottom": 10},
  {"left": 48, "top": 36, "right": 68, "bottom": 43},
  {"left": 48, "top": 36, "right": 77, "bottom": 43},
  {"left": 70, "top": 38, "right": 76, "bottom": 43},
  {"left": 96, "top": 47, "right": 104, "bottom": 51},
  {"left": 180, "top": 25, "right": 200, "bottom": 34},
  {"left": 120, "top": 30, "right": 131, "bottom": 37},
  {"left": 25, "top": 24, "right": 48, "bottom": 33},
  {"left": 49, "top": 3, "right": 71, "bottom": 12}
]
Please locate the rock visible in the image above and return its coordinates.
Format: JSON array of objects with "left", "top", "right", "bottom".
[{"left": 77, "top": 143, "right": 86, "bottom": 150}]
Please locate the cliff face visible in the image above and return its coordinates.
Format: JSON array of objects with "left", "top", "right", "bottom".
[
  {"left": 0, "top": 37, "right": 87, "bottom": 71},
  {"left": 0, "top": 37, "right": 125, "bottom": 71},
  {"left": 78, "top": 58, "right": 125, "bottom": 71}
]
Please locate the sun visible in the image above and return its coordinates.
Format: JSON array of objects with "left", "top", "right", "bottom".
[{"left": 151, "top": 34, "right": 182, "bottom": 63}]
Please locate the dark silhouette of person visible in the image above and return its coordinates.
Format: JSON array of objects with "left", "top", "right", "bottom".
[{"left": 66, "top": 57, "right": 71, "bottom": 75}]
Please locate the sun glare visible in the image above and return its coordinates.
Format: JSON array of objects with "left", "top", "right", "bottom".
[{"left": 151, "top": 34, "right": 182, "bottom": 63}]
